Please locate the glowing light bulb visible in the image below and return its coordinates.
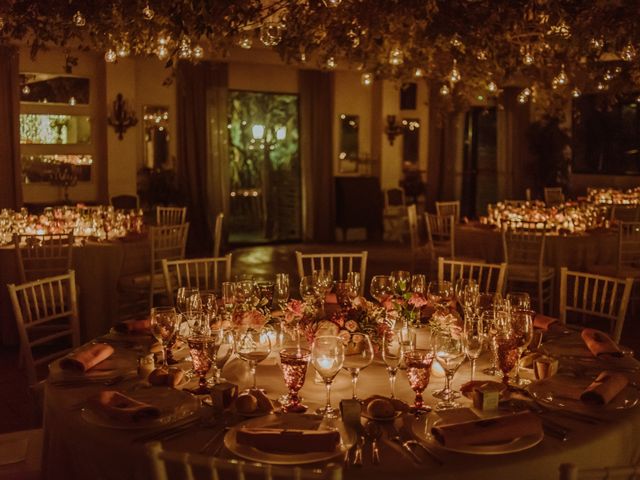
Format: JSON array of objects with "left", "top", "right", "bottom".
[
  {"left": 414, "top": 68, "right": 425, "bottom": 78},
  {"left": 523, "top": 52, "right": 534, "bottom": 65},
  {"left": 556, "top": 65, "right": 568, "bottom": 85},
  {"left": 326, "top": 57, "right": 336, "bottom": 69},
  {"left": 73, "top": 10, "right": 86, "bottom": 27},
  {"left": 389, "top": 47, "right": 404, "bottom": 66},
  {"left": 439, "top": 84, "right": 450, "bottom": 96},
  {"left": 238, "top": 33, "right": 253, "bottom": 49},
  {"left": 621, "top": 43, "right": 636, "bottom": 61},
  {"left": 157, "top": 34, "right": 170, "bottom": 46},
  {"left": 361, "top": 73, "right": 373, "bottom": 86},
  {"left": 178, "top": 38, "right": 192, "bottom": 59},
  {"left": 21, "top": 85, "right": 30, "bottom": 95},
  {"left": 571, "top": 88, "right": 581, "bottom": 98},
  {"left": 156, "top": 45, "right": 169, "bottom": 60},
  {"left": 193, "top": 45, "right": 204, "bottom": 59},
  {"left": 449, "top": 59, "right": 461, "bottom": 83},
  {"left": 104, "top": 49, "right": 117, "bottom": 63},
  {"left": 142, "top": 4, "right": 154, "bottom": 20},
  {"left": 69, "top": 96, "right": 76, "bottom": 106},
  {"left": 476, "top": 49, "right": 488, "bottom": 61},
  {"left": 116, "top": 43, "right": 130, "bottom": 58},
  {"left": 322, "top": 0, "right": 342, "bottom": 6},
  {"left": 487, "top": 81, "right": 497, "bottom": 93}
]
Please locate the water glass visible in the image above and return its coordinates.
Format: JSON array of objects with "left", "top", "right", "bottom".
[
  {"left": 187, "top": 335, "right": 213, "bottom": 394},
  {"left": 346, "top": 271, "right": 361, "bottom": 296},
  {"left": 370, "top": 275, "right": 393, "bottom": 303},
  {"left": 427, "top": 281, "right": 454, "bottom": 311},
  {"left": 208, "top": 328, "right": 235, "bottom": 385},
  {"left": 462, "top": 313, "right": 484, "bottom": 381},
  {"left": 274, "top": 273, "right": 290, "bottom": 308},
  {"left": 390, "top": 270, "right": 411, "bottom": 296},
  {"left": 433, "top": 331, "right": 466, "bottom": 410},
  {"left": 176, "top": 287, "right": 200, "bottom": 315},
  {"left": 311, "top": 336, "right": 345, "bottom": 419},
  {"left": 382, "top": 330, "right": 403, "bottom": 398},
  {"left": 411, "top": 274, "right": 427, "bottom": 296},
  {"left": 236, "top": 328, "right": 272, "bottom": 391},
  {"left": 279, "top": 347, "right": 310, "bottom": 412},
  {"left": 342, "top": 333, "right": 374, "bottom": 400},
  {"left": 404, "top": 348, "right": 435, "bottom": 412},
  {"left": 150, "top": 306, "right": 178, "bottom": 368}
]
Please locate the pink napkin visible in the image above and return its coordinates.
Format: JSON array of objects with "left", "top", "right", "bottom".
[
  {"left": 60, "top": 343, "right": 114, "bottom": 373},
  {"left": 90, "top": 391, "right": 160, "bottom": 422},
  {"left": 581, "top": 328, "right": 623, "bottom": 357},
  {"left": 533, "top": 314, "right": 558, "bottom": 331},
  {"left": 581, "top": 371, "right": 629, "bottom": 406}
]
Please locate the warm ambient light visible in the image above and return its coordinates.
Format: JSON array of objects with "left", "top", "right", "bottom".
[
  {"left": 276, "top": 126, "right": 287, "bottom": 140},
  {"left": 252, "top": 124, "right": 265, "bottom": 140}
]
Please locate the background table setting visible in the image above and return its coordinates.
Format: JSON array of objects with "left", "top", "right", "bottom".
[{"left": 42, "top": 273, "right": 640, "bottom": 480}]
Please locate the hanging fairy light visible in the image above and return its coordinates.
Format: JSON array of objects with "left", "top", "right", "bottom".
[
  {"left": 69, "top": 96, "right": 77, "bottom": 106},
  {"left": 299, "top": 50, "right": 307, "bottom": 63},
  {"left": 556, "top": 65, "right": 568, "bottom": 85},
  {"left": 259, "top": 21, "right": 283, "bottom": 47},
  {"left": 520, "top": 45, "right": 534, "bottom": 65},
  {"left": 238, "top": 33, "right": 253, "bottom": 49},
  {"left": 596, "top": 81, "right": 607, "bottom": 91},
  {"left": 21, "top": 84, "right": 30, "bottom": 95},
  {"left": 414, "top": 68, "right": 425, "bottom": 78},
  {"left": 590, "top": 37, "right": 604, "bottom": 51},
  {"left": 178, "top": 38, "right": 192, "bottom": 59},
  {"left": 487, "top": 80, "right": 498, "bottom": 93},
  {"left": 325, "top": 57, "right": 337, "bottom": 69},
  {"left": 517, "top": 87, "right": 532, "bottom": 104},
  {"left": 361, "top": 72, "right": 373, "bottom": 86},
  {"left": 388, "top": 47, "right": 404, "bottom": 66},
  {"left": 322, "top": 0, "right": 342, "bottom": 7},
  {"left": 476, "top": 49, "right": 488, "bottom": 61},
  {"left": 571, "top": 87, "right": 581, "bottom": 98},
  {"left": 142, "top": 3, "right": 155, "bottom": 20},
  {"left": 192, "top": 45, "right": 204, "bottom": 60},
  {"left": 439, "top": 84, "right": 450, "bottom": 96},
  {"left": 449, "top": 59, "right": 461, "bottom": 83},
  {"left": 156, "top": 45, "right": 169, "bottom": 60},
  {"left": 621, "top": 42, "right": 636, "bottom": 61},
  {"left": 116, "top": 42, "right": 130, "bottom": 58},
  {"left": 104, "top": 49, "right": 117, "bottom": 63},
  {"left": 72, "top": 10, "right": 86, "bottom": 27}
]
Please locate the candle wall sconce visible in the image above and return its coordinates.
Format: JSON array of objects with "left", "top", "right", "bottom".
[
  {"left": 108, "top": 93, "right": 138, "bottom": 140},
  {"left": 384, "top": 115, "right": 404, "bottom": 145}
]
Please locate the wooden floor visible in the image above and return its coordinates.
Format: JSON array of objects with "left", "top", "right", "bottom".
[{"left": 2, "top": 239, "right": 639, "bottom": 433}]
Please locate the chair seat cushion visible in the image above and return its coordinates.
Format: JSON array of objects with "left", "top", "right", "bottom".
[{"left": 507, "top": 264, "right": 555, "bottom": 281}]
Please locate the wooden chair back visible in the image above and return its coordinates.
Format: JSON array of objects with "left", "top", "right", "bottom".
[
  {"left": 7, "top": 271, "right": 80, "bottom": 385},
  {"left": 618, "top": 221, "right": 640, "bottom": 271},
  {"left": 14, "top": 234, "right": 74, "bottom": 283},
  {"left": 560, "top": 462, "right": 640, "bottom": 480},
  {"left": 295, "top": 251, "right": 367, "bottom": 296},
  {"left": 407, "top": 204, "right": 420, "bottom": 252},
  {"left": 384, "top": 188, "right": 406, "bottom": 209},
  {"left": 502, "top": 228, "right": 546, "bottom": 268},
  {"left": 111, "top": 194, "right": 139, "bottom": 210},
  {"left": 146, "top": 442, "right": 343, "bottom": 480},
  {"left": 544, "top": 187, "right": 565, "bottom": 206},
  {"left": 162, "top": 255, "right": 232, "bottom": 305},
  {"left": 425, "top": 213, "right": 455, "bottom": 258},
  {"left": 611, "top": 204, "right": 640, "bottom": 222},
  {"left": 213, "top": 212, "right": 224, "bottom": 258},
  {"left": 436, "top": 201, "right": 460, "bottom": 222},
  {"left": 149, "top": 224, "right": 189, "bottom": 305},
  {"left": 156, "top": 206, "right": 187, "bottom": 225},
  {"left": 438, "top": 257, "right": 507, "bottom": 294},
  {"left": 559, "top": 268, "right": 633, "bottom": 342}
]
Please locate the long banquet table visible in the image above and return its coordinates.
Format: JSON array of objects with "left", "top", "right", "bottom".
[
  {"left": 455, "top": 224, "right": 618, "bottom": 271},
  {"left": 43, "top": 329, "right": 640, "bottom": 480},
  {"left": 0, "top": 238, "right": 149, "bottom": 345}
]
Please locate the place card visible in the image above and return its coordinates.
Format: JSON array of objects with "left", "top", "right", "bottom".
[
  {"left": 211, "top": 382, "right": 238, "bottom": 412},
  {"left": 472, "top": 384, "right": 501, "bottom": 411}
]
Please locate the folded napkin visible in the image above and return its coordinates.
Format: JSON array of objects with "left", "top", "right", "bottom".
[
  {"left": 580, "top": 371, "right": 629, "bottom": 406},
  {"left": 236, "top": 427, "right": 341, "bottom": 453},
  {"left": 113, "top": 318, "right": 151, "bottom": 334},
  {"left": 431, "top": 411, "right": 542, "bottom": 448},
  {"left": 533, "top": 314, "right": 558, "bottom": 331},
  {"left": 581, "top": 328, "right": 623, "bottom": 357},
  {"left": 60, "top": 343, "right": 114, "bottom": 373},
  {"left": 90, "top": 390, "right": 160, "bottom": 423}
]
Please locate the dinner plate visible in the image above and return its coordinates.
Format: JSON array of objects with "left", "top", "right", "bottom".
[
  {"left": 527, "top": 376, "right": 640, "bottom": 411},
  {"left": 361, "top": 410, "right": 403, "bottom": 422},
  {"left": 412, "top": 417, "right": 544, "bottom": 455},
  {"left": 80, "top": 387, "right": 199, "bottom": 429},
  {"left": 224, "top": 414, "right": 346, "bottom": 465}
]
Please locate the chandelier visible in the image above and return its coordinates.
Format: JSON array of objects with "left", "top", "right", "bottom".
[{"left": 1, "top": 0, "right": 639, "bottom": 114}]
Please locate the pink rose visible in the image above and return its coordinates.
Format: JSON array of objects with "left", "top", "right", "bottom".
[
  {"left": 352, "top": 296, "right": 368, "bottom": 308},
  {"left": 408, "top": 293, "right": 428, "bottom": 309},
  {"left": 344, "top": 320, "right": 359, "bottom": 332},
  {"left": 235, "top": 310, "right": 267, "bottom": 329}
]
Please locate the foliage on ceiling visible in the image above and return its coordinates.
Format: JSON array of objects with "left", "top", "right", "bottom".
[{"left": 2, "top": 0, "right": 640, "bottom": 114}]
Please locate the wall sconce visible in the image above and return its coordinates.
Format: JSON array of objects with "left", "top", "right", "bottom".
[
  {"left": 108, "top": 93, "right": 138, "bottom": 140},
  {"left": 384, "top": 115, "right": 404, "bottom": 145}
]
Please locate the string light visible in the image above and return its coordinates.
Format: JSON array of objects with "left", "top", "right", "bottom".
[
  {"left": 414, "top": 68, "right": 425, "bottom": 78},
  {"left": 116, "top": 42, "right": 130, "bottom": 58},
  {"left": 72, "top": 10, "right": 86, "bottom": 27},
  {"left": 361, "top": 72, "right": 373, "bottom": 86},
  {"left": 517, "top": 87, "right": 532, "bottom": 104},
  {"left": 449, "top": 59, "right": 461, "bottom": 83},
  {"left": 142, "top": 3, "right": 155, "bottom": 20},
  {"left": 192, "top": 45, "right": 204, "bottom": 59},
  {"left": 104, "top": 49, "right": 117, "bottom": 63},
  {"left": 322, "top": 0, "right": 342, "bottom": 7},
  {"left": 21, "top": 84, "right": 30, "bottom": 95},
  {"left": 260, "top": 22, "right": 283, "bottom": 47},
  {"left": 487, "top": 81, "right": 497, "bottom": 93},
  {"left": 621, "top": 42, "right": 636, "bottom": 61},
  {"left": 178, "top": 37, "right": 192, "bottom": 59},
  {"left": 439, "top": 84, "right": 450, "bottom": 96},
  {"left": 156, "top": 45, "right": 169, "bottom": 60},
  {"left": 388, "top": 47, "right": 404, "bottom": 66},
  {"left": 476, "top": 49, "right": 488, "bottom": 61},
  {"left": 238, "top": 33, "right": 253, "bottom": 49},
  {"left": 326, "top": 57, "right": 337, "bottom": 69},
  {"left": 571, "top": 88, "right": 581, "bottom": 98}
]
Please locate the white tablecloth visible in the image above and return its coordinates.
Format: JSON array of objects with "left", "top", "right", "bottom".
[{"left": 43, "top": 332, "right": 640, "bottom": 480}]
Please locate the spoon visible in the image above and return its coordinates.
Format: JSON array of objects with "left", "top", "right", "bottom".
[{"left": 364, "top": 422, "right": 381, "bottom": 465}]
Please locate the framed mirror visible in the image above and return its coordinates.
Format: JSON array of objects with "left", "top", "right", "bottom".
[
  {"left": 338, "top": 114, "right": 359, "bottom": 174},
  {"left": 143, "top": 105, "right": 170, "bottom": 169}
]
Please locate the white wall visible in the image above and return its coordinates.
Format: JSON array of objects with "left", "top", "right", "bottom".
[{"left": 228, "top": 63, "right": 298, "bottom": 93}]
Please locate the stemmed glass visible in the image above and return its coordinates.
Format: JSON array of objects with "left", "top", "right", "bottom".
[
  {"left": 300, "top": 275, "right": 321, "bottom": 305},
  {"left": 236, "top": 280, "right": 258, "bottom": 309},
  {"left": 313, "top": 270, "right": 334, "bottom": 309},
  {"left": 150, "top": 306, "right": 178, "bottom": 368},
  {"left": 186, "top": 335, "right": 213, "bottom": 394},
  {"left": 346, "top": 271, "right": 361, "bottom": 297},
  {"left": 427, "top": 281, "right": 454, "bottom": 312},
  {"left": 311, "top": 336, "right": 345, "bottom": 419},
  {"left": 274, "top": 273, "right": 290, "bottom": 308},
  {"left": 495, "top": 312, "right": 521, "bottom": 385},
  {"left": 481, "top": 309, "right": 502, "bottom": 377},
  {"left": 390, "top": 270, "right": 411, "bottom": 297},
  {"left": 411, "top": 274, "right": 427, "bottom": 296},
  {"left": 342, "top": 333, "right": 374, "bottom": 400},
  {"left": 433, "top": 330, "right": 466, "bottom": 410},
  {"left": 511, "top": 310, "right": 534, "bottom": 386},
  {"left": 382, "top": 330, "right": 403, "bottom": 398},
  {"left": 462, "top": 313, "right": 484, "bottom": 381},
  {"left": 235, "top": 328, "right": 272, "bottom": 391},
  {"left": 370, "top": 275, "right": 393, "bottom": 303},
  {"left": 404, "top": 347, "right": 435, "bottom": 412},
  {"left": 334, "top": 281, "right": 353, "bottom": 308},
  {"left": 176, "top": 287, "right": 200, "bottom": 315},
  {"left": 506, "top": 292, "right": 531, "bottom": 313},
  {"left": 279, "top": 347, "right": 310, "bottom": 413},
  {"left": 455, "top": 279, "right": 478, "bottom": 313},
  {"left": 208, "top": 328, "right": 235, "bottom": 385},
  {"left": 221, "top": 282, "right": 236, "bottom": 322}
]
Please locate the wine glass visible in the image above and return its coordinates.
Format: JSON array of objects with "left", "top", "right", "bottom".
[
  {"left": 279, "top": 347, "right": 310, "bottom": 412},
  {"left": 495, "top": 313, "right": 521, "bottom": 385},
  {"left": 334, "top": 281, "right": 353, "bottom": 308},
  {"left": 427, "top": 280, "right": 454, "bottom": 310},
  {"left": 342, "top": 333, "right": 374, "bottom": 400},
  {"left": 221, "top": 282, "right": 236, "bottom": 321},
  {"left": 507, "top": 292, "right": 531, "bottom": 313},
  {"left": 257, "top": 281, "right": 275, "bottom": 309},
  {"left": 433, "top": 330, "right": 466, "bottom": 410},
  {"left": 404, "top": 348, "right": 435, "bottom": 412},
  {"left": 150, "top": 306, "right": 178, "bottom": 368},
  {"left": 274, "top": 273, "right": 290, "bottom": 308},
  {"left": 208, "top": 328, "right": 235, "bottom": 385},
  {"left": 313, "top": 270, "right": 334, "bottom": 308},
  {"left": 370, "top": 275, "right": 393, "bottom": 303},
  {"left": 300, "top": 275, "right": 320, "bottom": 304},
  {"left": 481, "top": 309, "right": 502, "bottom": 377},
  {"left": 382, "top": 330, "right": 403, "bottom": 398},
  {"left": 455, "top": 278, "right": 478, "bottom": 313},
  {"left": 176, "top": 287, "right": 200, "bottom": 315},
  {"left": 235, "top": 328, "right": 272, "bottom": 391},
  {"left": 200, "top": 291, "right": 217, "bottom": 316},
  {"left": 236, "top": 280, "right": 258, "bottom": 308},
  {"left": 411, "top": 274, "right": 427, "bottom": 296},
  {"left": 462, "top": 313, "right": 484, "bottom": 381},
  {"left": 187, "top": 335, "right": 213, "bottom": 394},
  {"left": 390, "top": 270, "right": 411, "bottom": 297},
  {"left": 511, "top": 310, "right": 534, "bottom": 386},
  {"left": 311, "top": 335, "right": 345, "bottom": 419},
  {"left": 346, "top": 271, "right": 361, "bottom": 297}
]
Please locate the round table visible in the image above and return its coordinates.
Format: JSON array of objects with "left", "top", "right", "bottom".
[
  {"left": 455, "top": 224, "right": 618, "bottom": 271},
  {"left": 0, "top": 238, "right": 148, "bottom": 345},
  {"left": 43, "top": 330, "right": 640, "bottom": 480}
]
